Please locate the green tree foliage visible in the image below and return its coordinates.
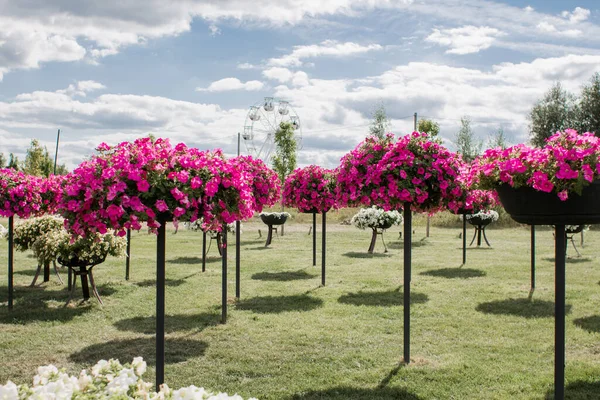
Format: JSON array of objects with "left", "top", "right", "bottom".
[
  {"left": 528, "top": 82, "right": 579, "bottom": 147},
  {"left": 417, "top": 119, "right": 440, "bottom": 137},
  {"left": 272, "top": 122, "right": 298, "bottom": 187},
  {"left": 455, "top": 116, "right": 482, "bottom": 162},
  {"left": 487, "top": 127, "right": 508, "bottom": 149},
  {"left": 8, "top": 153, "right": 20, "bottom": 170},
  {"left": 0, "top": 153, "right": 6, "bottom": 168},
  {"left": 578, "top": 72, "right": 600, "bottom": 135},
  {"left": 369, "top": 103, "right": 391, "bottom": 139},
  {"left": 22, "top": 139, "right": 68, "bottom": 177}
]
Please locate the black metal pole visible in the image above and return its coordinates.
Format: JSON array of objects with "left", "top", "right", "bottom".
[
  {"left": 202, "top": 231, "right": 206, "bottom": 273},
  {"left": 235, "top": 220, "right": 240, "bottom": 299},
  {"left": 321, "top": 211, "right": 326, "bottom": 286},
  {"left": 222, "top": 225, "right": 228, "bottom": 324},
  {"left": 403, "top": 204, "right": 411, "bottom": 363},
  {"left": 125, "top": 229, "right": 131, "bottom": 280},
  {"left": 462, "top": 212, "right": 466, "bottom": 265},
  {"left": 53, "top": 129, "right": 60, "bottom": 175},
  {"left": 8, "top": 216, "right": 14, "bottom": 310},
  {"left": 313, "top": 212, "right": 317, "bottom": 266},
  {"left": 156, "top": 218, "right": 166, "bottom": 389},
  {"left": 531, "top": 225, "right": 535, "bottom": 291},
  {"left": 554, "top": 224, "right": 566, "bottom": 400}
]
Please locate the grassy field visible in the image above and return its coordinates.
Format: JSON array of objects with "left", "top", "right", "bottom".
[{"left": 0, "top": 214, "right": 599, "bottom": 399}]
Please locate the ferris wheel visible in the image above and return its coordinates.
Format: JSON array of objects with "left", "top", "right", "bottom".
[{"left": 242, "top": 97, "right": 302, "bottom": 162}]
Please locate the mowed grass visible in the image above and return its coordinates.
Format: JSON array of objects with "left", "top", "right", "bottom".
[{"left": 1, "top": 215, "right": 600, "bottom": 399}]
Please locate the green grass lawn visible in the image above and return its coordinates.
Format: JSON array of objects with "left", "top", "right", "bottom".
[{"left": 1, "top": 216, "right": 599, "bottom": 399}]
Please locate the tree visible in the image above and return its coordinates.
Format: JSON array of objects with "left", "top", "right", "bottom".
[
  {"left": 7, "top": 153, "right": 20, "bottom": 170},
  {"left": 578, "top": 72, "right": 600, "bottom": 135},
  {"left": 455, "top": 116, "right": 482, "bottom": 162},
  {"left": 0, "top": 153, "right": 6, "bottom": 168},
  {"left": 369, "top": 102, "right": 391, "bottom": 139},
  {"left": 487, "top": 127, "right": 508, "bottom": 149},
  {"left": 417, "top": 118, "right": 441, "bottom": 144},
  {"left": 22, "top": 139, "right": 68, "bottom": 177},
  {"left": 528, "top": 82, "right": 579, "bottom": 147},
  {"left": 272, "top": 121, "right": 298, "bottom": 236}
]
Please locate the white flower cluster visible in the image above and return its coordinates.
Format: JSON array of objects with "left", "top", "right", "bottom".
[
  {"left": 0, "top": 223, "right": 7, "bottom": 239},
  {"left": 0, "top": 358, "right": 257, "bottom": 400},
  {"left": 32, "top": 230, "right": 127, "bottom": 266},
  {"left": 351, "top": 206, "right": 403, "bottom": 230},
  {"left": 464, "top": 210, "right": 499, "bottom": 222},
  {"left": 12, "top": 216, "right": 64, "bottom": 252}
]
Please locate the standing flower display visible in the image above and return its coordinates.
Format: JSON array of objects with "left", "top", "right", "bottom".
[
  {"left": 0, "top": 169, "right": 44, "bottom": 218},
  {"left": 58, "top": 137, "right": 256, "bottom": 388},
  {"left": 282, "top": 165, "right": 337, "bottom": 285},
  {"left": 341, "top": 131, "right": 464, "bottom": 365},
  {"left": 471, "top": 129, "right": 600, "bottom": 398},
  {"left": 351, "top": 206, "right": 403, "bottom": 253},
  {"left": 230, "top": 155, "right": 281, "bottom": 213}
]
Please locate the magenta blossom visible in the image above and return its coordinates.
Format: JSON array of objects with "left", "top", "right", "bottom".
[{"left": 283, "top": 165, "right": 337, "bottom": 213}]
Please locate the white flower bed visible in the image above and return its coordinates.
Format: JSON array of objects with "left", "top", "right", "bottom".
[
  {"left": 351, "top": 206, "right": 403, "bottom": 230},
  {"left": 0, "top": 358, "right": 257, "bottom": 400}
]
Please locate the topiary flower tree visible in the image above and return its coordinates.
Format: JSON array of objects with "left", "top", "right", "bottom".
[
  {"left": 283, "top": 165, "right": 337, "bottom": 284},
  {"left": 57, "top": 137, "right": 257, "bottom": 388},
  {"left": 338, "top": 131, "right": 464, "bottom": 364},
  {"left": 0, "top": 169, "right": 60, "bottom": 309}
]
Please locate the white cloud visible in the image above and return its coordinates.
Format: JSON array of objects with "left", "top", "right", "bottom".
[
  {"left": 524, "top": 6, "right": 534, "bottom": 13},
  {"left": 57, "top": 80, "right": 106, "bottom": 97},
  {"left": 425, "top": 25, "right": 504, "bottom": 55},
  {"left": 196, "top": 78, "right": 264, "bottom": 92},
  {"left": 562, "top": 7, "right": 591, "bottom": 23},
  {"left": 536, "top": 21, "right": 582, "bottom": 38},
  {"left": 262, "top": 67, "right": 310, "bottom": 87},
  {"left": 267, "top": 40, "right": 383, "bottom": 67}
]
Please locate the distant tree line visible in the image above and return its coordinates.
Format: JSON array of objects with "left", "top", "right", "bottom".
[
  {"left": 0, "top": 139, "right": 68, "bottom": 176},
  {"left": 529, "top": 73, "right": 600, "bottom": 147}
]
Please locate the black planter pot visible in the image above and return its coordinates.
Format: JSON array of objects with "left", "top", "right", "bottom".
[
  {"left": 57, "top": 255, "right": 107, "bottom": 268},
  {"left": 466, "top": 216, "right": 493, "bottom": 227},
  {"left": 260, "top": 213, "right": 289, "bottom": 226},
  {"left": 496, "top": 182, "right": 600, "bottom": 225},
  {"left": 377, "top": 220, "right": 394, "bottom": 230}
]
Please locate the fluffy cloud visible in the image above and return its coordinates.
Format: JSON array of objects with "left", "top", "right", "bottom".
[
  {"left": 196, "top": 78, "right": 264, "bottom": 92},
  {"left": 267, "top": 40, "right": 383, "bottom": 67},
  {"left": 57, "top": 81, "right": 106, "bottom": 97},
  {"left": 562, "top": 7, "right": 591, "bottom": 23},
  {"left": 262, "top": 67, "right": 310, "bottom": 86},
  {"left": 426, "top": 25, "right": 504, "bottom": 55},
  {"left": 3, "top": 55, "right": 600, "bottom": 169}
]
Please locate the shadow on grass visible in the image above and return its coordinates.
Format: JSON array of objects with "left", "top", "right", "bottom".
[
  {"left": 169, "top": 256, "right": 221, "bottom": 264},
  {"left": 236, "top": 294, "right": 323, "bottom": 314},
  {"left": 476, "top": 298, "right": 572, "bottom": 318},
  {"left": 114, "top": 312, "right": 220, "bottom": 334},
  {"left": 240, "top": 239, "right": 264, "bottom": 246},
  {"left": 135, "top": 279, "right": 186, "bottom": 288},
  {"left": 249, "top": 246, "right": 271, "bottom": 250},
  {"left": 542, "top": 257, "right": 592, "bottom": 264},
  {"left": 573, "top": 315, "right": 600, "bottom": 334},
  {"left": 420, "top": 267, "right": 486, "bottom": 279},
  {"left": 338, "top": 288, "right": 429, "bottom": 307},
  {"left": 343, "top": 252, "right": 391, "bottom": 259},
  {"left": 0, "top": 287, "right": 93, "bottom": 324},
  {"left": 545, "top": 380, "right": 600, "bottom": 399},
  {"left": 290, "top": 387, "right": 423, "bottom": 400},
  {"left": 69, "top": 338, "right": 208, "bottom": 365},
  {"left": 387, "top": 238, "right": 429, "bottom": 249},
  {"left": 252, "top": 270, "right": 317, "bottom": 281}
]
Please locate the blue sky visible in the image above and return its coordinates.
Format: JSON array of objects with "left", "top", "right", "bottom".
[{"left": 1, "top": 0, "right": 600, "bottom": 168}]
